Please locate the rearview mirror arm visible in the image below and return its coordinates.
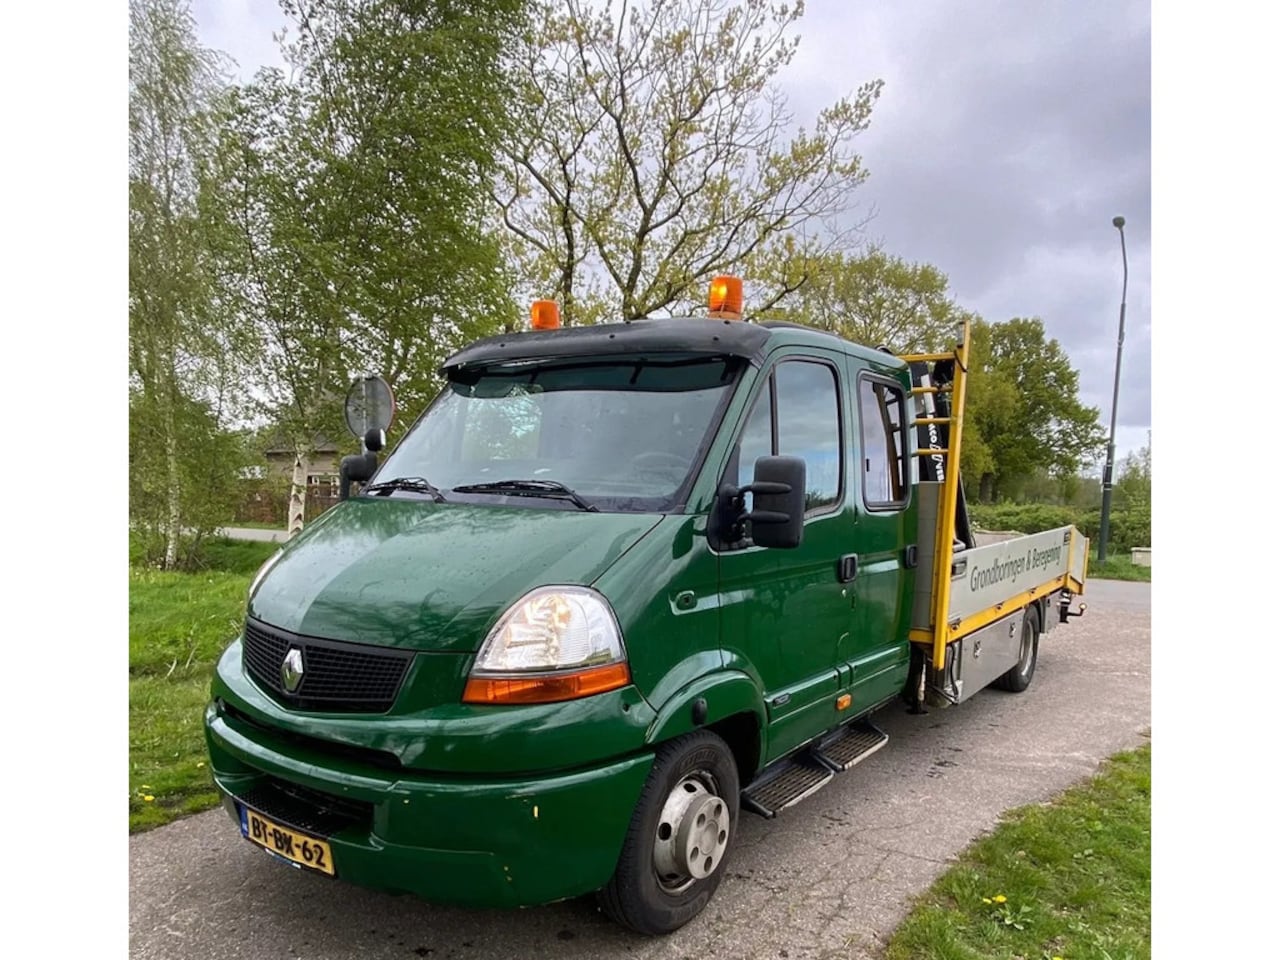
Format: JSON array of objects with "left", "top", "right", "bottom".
[
  {"left": 339, "top": 452, "right": 379, "bottom": 501},
  {"left": 716, "top": 479, "right": 797, "bottom": 542}
]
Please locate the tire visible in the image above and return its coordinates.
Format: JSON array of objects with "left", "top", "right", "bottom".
[
  {"left": 598, "top": 730, "right": 740, "bottom": 935},
  {"left": 996, "top": 604, "right": 1040, "bottom": 692}
]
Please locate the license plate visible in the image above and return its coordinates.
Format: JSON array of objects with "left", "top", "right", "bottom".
[{"left": 239, "top": 805, "right": 335, "bottom": 876}]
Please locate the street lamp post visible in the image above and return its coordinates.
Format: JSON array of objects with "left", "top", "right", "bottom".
[{"left": 1096, "top": 215, "right": 1128, "bottom": 565}]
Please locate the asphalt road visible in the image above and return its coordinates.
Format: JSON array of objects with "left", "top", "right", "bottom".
[{"left": 129, "top": 579, "right": 1150, "bottom": 960}]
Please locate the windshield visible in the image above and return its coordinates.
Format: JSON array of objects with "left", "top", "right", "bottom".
[{"left": 371, "top": 356, "right": 742, "bottom": 512}]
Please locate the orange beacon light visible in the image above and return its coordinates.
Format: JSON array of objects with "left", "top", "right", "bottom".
[
  {"left": 531, "top": 300, "right": 561, "bottom": 330},
  {"left": 708, "top": 275, "right": 744, "bottom": 320}
]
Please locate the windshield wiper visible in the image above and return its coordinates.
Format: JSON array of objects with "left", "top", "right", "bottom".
[
  {"left": 451, "top": 479, "right": 598, "bottom": 512},
  {"left": 362, "top": 476, "right": 447, "bottom": 503}
]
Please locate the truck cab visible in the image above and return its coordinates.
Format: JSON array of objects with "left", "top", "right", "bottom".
[{"left": 205, "top": 293, "right": 1086, "bottom": 934}]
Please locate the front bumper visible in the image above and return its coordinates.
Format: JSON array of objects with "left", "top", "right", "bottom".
[{"left": 205, "top": 701, "right": 653, "bottom": 907}]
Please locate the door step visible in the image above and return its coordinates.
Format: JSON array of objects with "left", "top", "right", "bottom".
[
  {"left": 812, "top": 720, "right": 888, "bottom": 772},
  {"left": 741, "top": 755, "right": 833, "bottom": 819},
  {"left": 741, "top": 719, "right": 891, "bottom": 818}
]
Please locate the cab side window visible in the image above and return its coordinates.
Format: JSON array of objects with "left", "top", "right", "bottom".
[
  {"left": 736, "top": 384, "right": 773, "bottom": 489},
  {"left": 858, "top": 377, "right": 908, "bottom": 507},
  {"left": 734, "top": 359, "right": 842, "bottom": 514},
  {"left": 776, "top": 361, "right": 841, "bottom": 512}
]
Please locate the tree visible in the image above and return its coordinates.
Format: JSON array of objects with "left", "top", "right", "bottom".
[
  {"left": 129, "top": 0, "right": 239, "bottom": 567},
  {"left": 1110, "top": 432, "right": 1151, "bottom": 548},
  {"left": 751, "top": 244, "right": 960, "bottom": 352},
  {"left": 1113, "top": 433, "right": 1151, "bottom": 509},
  {"left": 964, "top": 317, "right": 1107, "bottom": 502},
  {"left": 495, "top": 0, "right": 881, "bottom": 324},
  {"left": 745, "top": 242, "right": 1009, "bottom": 492},
  {"left": 207, "top": 0, "right": 528, "bottom": 533},
  {"left": 130, "top": 394, "right": 253, "bottom": 565},
  {"left": 738, "top": 245, "right": 1102, "bottom": 506}
]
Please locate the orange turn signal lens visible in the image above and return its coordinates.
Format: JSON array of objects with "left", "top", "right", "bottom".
[
  {"left": 835, "top": 693, "right": 852, "bottom": 711},
  {"left": 708, "top": 275, "right": 744, "bottom": 319},
  {"left": 531, "top": 299, "right": 561, "bottom": 330},
  {"left": 462, "top": 662, "right": 631, "bottom": 705}
]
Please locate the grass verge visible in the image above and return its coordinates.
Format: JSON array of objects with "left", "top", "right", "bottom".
[
  {"left": 1089, "top": 555, "right": 1151, "bottom": 582},
  {"left": 128, "top": 538, "right": 276, "bottom": 832},
  {"left": 885, "top": 742, "right": 1151, "bottom": 960}
]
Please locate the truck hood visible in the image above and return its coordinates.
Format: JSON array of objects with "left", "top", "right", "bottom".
[{"left": 248, "top": 498, "right": 662, "bottom": 652}]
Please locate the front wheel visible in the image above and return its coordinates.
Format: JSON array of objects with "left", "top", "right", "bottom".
[
  {"left": 598, "top": 730, "right": 740, "bottom": 935},
  {"left": 996, "top": 605, "right": 1040, "bottom": 692}
]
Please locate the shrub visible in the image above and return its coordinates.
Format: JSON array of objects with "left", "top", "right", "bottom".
[
  {"left": 970, "top": 501, "right": 1150, "bottom": 553},
  {"left": 968, "top": 502, "right": 1081, "bottom": 535}
]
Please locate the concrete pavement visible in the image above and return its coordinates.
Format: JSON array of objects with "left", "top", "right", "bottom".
[{"left": 129, "top": 579, "right": 1150, "bottom": 960}]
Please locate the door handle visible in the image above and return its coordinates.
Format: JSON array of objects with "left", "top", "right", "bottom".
[{"left": 837, "top": 554, "right": 859, "bottom": 583}]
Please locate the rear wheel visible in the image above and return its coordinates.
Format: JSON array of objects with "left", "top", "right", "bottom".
[
  {"left": 996, "top": 605, "right": 1040, "bottom": 692},
  {"left": 598, "top": 730, "right": 739, "bottom": 935}
]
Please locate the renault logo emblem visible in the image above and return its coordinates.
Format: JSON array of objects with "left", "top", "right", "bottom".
[{"left": 281, "top": 647, "right": 305, "bottom": 694}]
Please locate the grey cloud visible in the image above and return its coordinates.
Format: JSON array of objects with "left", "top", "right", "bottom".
[{"left": 790, "top": 0, "right": 1150, "bottom": 449}]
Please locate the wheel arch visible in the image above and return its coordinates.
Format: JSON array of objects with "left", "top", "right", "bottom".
[
  {"left": 1028, "top": 596, "right": 1045, "bottom": 631},
  {"left": 645, "top": 672, "right": 766, "bottom": 784}
]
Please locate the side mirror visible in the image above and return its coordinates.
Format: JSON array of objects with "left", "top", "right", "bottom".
[
  {"left": 345, "top": 376, "right": 395, "bottom": 437},
  {"left": 745, "top": 455, "right": 806, "bottom": 549},
  {"left": 339, "top": 377, "right": 395, "bottom": 501}
]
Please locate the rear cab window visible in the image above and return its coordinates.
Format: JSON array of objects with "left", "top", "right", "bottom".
[{"left": 856, "top": 374, "right": 910, "bottom": 509}]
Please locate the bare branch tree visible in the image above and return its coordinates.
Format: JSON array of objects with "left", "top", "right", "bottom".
[{"left": 496, "top": 0, "right": 882, "bottom": 324}]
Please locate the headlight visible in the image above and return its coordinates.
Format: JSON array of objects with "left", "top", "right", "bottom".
[{"left": 463, "top": 586, "right": 630, "bottom": 704}]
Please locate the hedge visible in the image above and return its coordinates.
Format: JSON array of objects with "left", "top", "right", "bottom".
[{"left": 968, "top": 502, "right": 1150, "bottom": 553}]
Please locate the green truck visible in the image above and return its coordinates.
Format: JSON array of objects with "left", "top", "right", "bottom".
[{"left": 204, "top": 285, "right": 1088, "bottom": 934}]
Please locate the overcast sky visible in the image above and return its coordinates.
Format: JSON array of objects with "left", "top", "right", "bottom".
[{"left": 193, "top": 0, "right": 1151, "bottom": 463}]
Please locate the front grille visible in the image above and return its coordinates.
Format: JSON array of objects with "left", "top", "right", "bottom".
[
  {"left": 242, "top": 618, "right": 412, "bottom": 713},
  {"left": 238, "top": 776, "right": 373, "bottom": 836}
]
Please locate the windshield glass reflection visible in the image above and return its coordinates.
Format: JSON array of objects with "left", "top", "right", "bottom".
[{"left": 372, "top": 357, "right": 741, "bottom": 512}]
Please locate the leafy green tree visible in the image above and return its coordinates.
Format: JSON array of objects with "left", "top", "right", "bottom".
[
  {"left": 130, "top": 394, "right": 253, "bottom": 565},
  {"left": 1005, "top": 468, "right": 1102, "bottom": 507},
  {"left": 748, "top": 243, "right": 1008, "bottom": 493},
  {"left": 1113, "top": 434, "right": 1151, "bottom": 508},
  {"left": 204, "top": 71, "right": 345, "bottom": 535},
  {"left": 207, "top": 0, "right": 528, "bottom": 532},
  {"left": 1110, "top": 433, "right": 1151, "bottom": 548},
  {"left": 965, "top": 317, "right": 1107, "bottom": 502},
  {"left": 495, "top": 0, "right": 881, "bottom": 324},
  {"left": 129, "top": 0, "right": 241, "bottom": 567},
  {"left": 960, "top": 317, "right": 1016, "bottom": 500},
  {"left": 739, "top": 245, "right": 1103, "bottom": 507},
  {"left": 751, "top": 244, "right": 959, "bottom": 351}
]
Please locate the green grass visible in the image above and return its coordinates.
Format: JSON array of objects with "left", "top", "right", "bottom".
[
  {"left": 129, "top": 530, "right": 280, "bottom": 573},
  {"left": 886, "top": 742, "right": 1151, "bottom": 960},
  {"left": 128, "top": 538, "right": 272, "bottom": 832},
  {"left": 1089, "top": 555, "right": 1151, "bottom": 582},
  {"left": 194, "top": 537, "right": 280, "bottom": 574}
]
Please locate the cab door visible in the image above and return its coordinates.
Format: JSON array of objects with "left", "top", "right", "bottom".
[
  {"left": 717, "top": 351, "right": 855, "bottom": 763},
  {"left": 842, "top": 364, "right": 914, "bottom": 709}
]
